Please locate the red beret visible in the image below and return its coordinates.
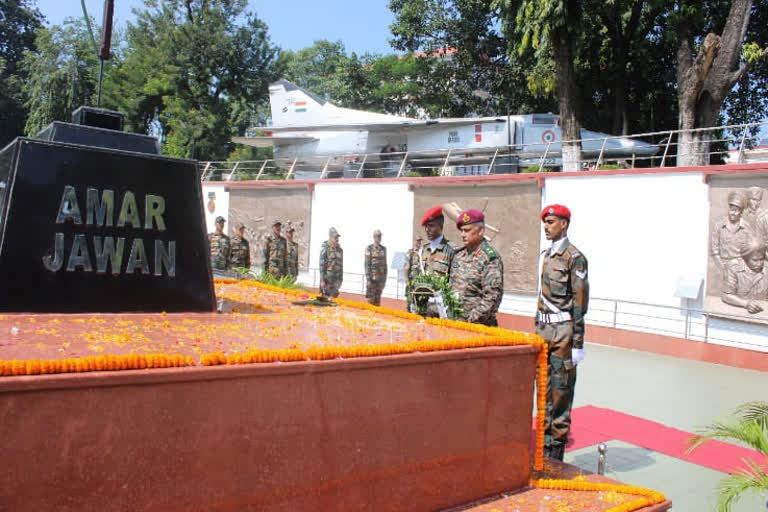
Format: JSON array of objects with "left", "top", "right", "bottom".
[
  {"left": 540, "top": 204, "right": 571, "bottom": 221},
  {"left": 456, "top": 209, "right": 484, "bottom": 228},
  {"left": 421, "top": 205, "right": 444, "bottom": 226}
]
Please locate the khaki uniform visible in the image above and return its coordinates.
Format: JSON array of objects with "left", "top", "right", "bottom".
[
  {"left": 230, "top": 236, "right": 250, "bottom": 268},
  {"left": 208, "top": 233, "right": 230, "bottom": 270},
  {"left": 723, "top": 262, "right": 768, "bottom": 300},
  {"left": 536, "top": 239, "right": 589, "bottom": 459},
  {"left": 319, "top": 241, "right": 343, "bottom": 297},
  {"left": 365, "top": 243, "right": 387, "bottom": 306},
  {"left": 286, "top": 240, "right": 299, "bottom": 279},
  {"left": 711, "top": 217, "right": 751, "bottom": 270},
  {"left": 449, "top": 240, "right": 503, "bottom": 326},
  {"left": 262, "top": 234, "right": 287, "bottom": 278}
]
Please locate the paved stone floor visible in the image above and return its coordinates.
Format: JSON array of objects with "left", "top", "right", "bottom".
[{"left": 567, "top": 343, "right": 768, "bottom": 511}]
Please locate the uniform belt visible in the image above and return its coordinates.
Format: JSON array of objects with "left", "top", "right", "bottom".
[{"left": 537, "top": 311, "right": 572, "bottom": 323}]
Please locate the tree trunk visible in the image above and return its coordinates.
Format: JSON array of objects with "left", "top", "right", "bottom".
[
  {"left": 554, "top": 38, "right": 582, "bottom": 172},
  {"left": 676, "top": 0, "right": 753, "bottom": 167}
]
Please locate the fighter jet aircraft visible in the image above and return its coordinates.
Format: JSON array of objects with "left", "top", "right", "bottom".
[{"left": 233, "top": 80, "right": 658, "bottom": 176}]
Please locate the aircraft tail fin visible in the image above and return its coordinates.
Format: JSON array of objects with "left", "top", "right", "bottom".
[{"left": 268, "top": 80, "right": 330, "bottom": 127}]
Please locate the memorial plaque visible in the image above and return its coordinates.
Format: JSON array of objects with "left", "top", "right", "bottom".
[{"left": 0, "top": 138, "right": 215, "bottom": 312}]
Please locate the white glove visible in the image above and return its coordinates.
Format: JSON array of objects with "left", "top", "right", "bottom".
[{"left": 572, "top": 348, "right": 585, "bottom": 365}]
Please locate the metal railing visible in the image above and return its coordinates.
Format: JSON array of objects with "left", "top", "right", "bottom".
[
  {"left": 287, "top": 267, "right": 767, "bottom": 352},
  {"left": 200, "top": 121, "right": 768, "bottom": 181}
]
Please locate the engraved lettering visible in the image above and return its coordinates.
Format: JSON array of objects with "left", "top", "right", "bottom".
[
  {"left": 117, "top": 191, "right": 141, "bottom": 228},
  {"left": 154, "top": 240, "right": 176, "bottom": 277},
  {"left": 66, "top": 234, "right": 93, "bottom": 272},
  {"left": 42, "top": 232, "right": 64, "bottom": 272},
  {"left": 86, "top": 188, "right": 114, "bottom": 227},
  {"left": 55, "top": 185, "right": 83, "bottom": 225},
  {"left": 93, "top": 236, "right": 125, "bottom": 275},
  {"left": 125, "top": 238, "right": 150, "bottom": 274},
  {"left": 145, "top": 195, "right": 166, "bottom": 231}
]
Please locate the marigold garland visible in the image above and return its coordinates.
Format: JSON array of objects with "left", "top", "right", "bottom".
[
  {"left": 532, "top": 479, "right": 667, "bottom": 512},
  {"left": 0, "top": 353, "right": 194, "bottom": 377}
]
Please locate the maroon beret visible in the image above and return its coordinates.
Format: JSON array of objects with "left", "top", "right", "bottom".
[
  {"left": 540, "top": 204, "right": 571, "bottom": 221},
  {"left": 456, "top": 209, "right": 484, "bottom": 228},
  {"left": 421, "top": 205, "right": 444, "bottom": 226}
]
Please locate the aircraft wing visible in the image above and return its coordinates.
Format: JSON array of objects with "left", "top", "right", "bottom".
[
  {"left": 266, "top": 118, "right": 505, "bottom": 133},
  {"left": 232, "top": 135, "right": 319, "bottom": 147}
]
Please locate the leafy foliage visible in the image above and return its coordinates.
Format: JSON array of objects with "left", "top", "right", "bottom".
[
  {"left": 232, "top": 266, "right": 305, "bottom": 290},
  {"left": 407, "top": 271, "right": 463, "bottom": 319},
  {"left": 686, "top": 401, "right": 768, "bottom": 512}
]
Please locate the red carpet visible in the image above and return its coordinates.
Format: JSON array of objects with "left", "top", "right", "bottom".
[{"left": 533, "top": 405, "right": 767, "bottom": 474}]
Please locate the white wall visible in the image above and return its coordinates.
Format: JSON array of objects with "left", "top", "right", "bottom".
[
  {"left": 201, "top": 184, "right": 229, "bottom": 233},
  {"left": 310, "top": 183, "right": 414, "bottom": 295},
  {"left": 543, "top": 173, "right": 710, "bottom": 307}
]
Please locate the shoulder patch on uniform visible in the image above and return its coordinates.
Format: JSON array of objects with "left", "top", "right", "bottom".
[
  {"left": 483, "top": 244, "right": 497, "bottom": 260},
  {"left": 575, "top": 269, "right": 587, "bottom": 279}
]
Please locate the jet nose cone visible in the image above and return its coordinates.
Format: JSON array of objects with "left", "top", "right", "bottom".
[{"left": 623, "top": 138, "right": 659, "bottom": 156}]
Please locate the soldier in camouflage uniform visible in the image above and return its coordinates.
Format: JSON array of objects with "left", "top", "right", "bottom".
[
  {"left": 408, "top": 205, "right": 455, "bottom": 282},
  {"left": 319, "top": 227, "right": 343, "bottom": 297},
  {"left": 408, "top": 206, "right": 456, "bottom": 316},
  {"left": 285, "top": 227, "right": 299, "bottom": 279},
  {"left": 208, "top": 216, "right": 231, "bottom": 270},
  {"left": 364, "top": 230, "right": 388, "bottom": 306},
  {"left": 537, "top": 204, "right": 590, "bottom": 461},
  {"left": 262, "top": 220, "right": 287, "bottom": 278},
  {"left": 449, "top": 209, "right": 503, "bottom": 326},
  {"left": 230, "top": 223, "right": 250, "bottom": 268},
  {"left": 404, "top": 237, "right": 423, "bottom": 312}
]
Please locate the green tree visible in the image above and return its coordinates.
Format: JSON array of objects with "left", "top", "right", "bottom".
[
  {"left": 687, "top": 401, "right": 768, "bottom": 512},
  {"left": 118, "top": 0, "right": 280, "bottom": 159},
  {"left": 674, "top": 0, "right": 767, "bottom": 166},
  {"left": 0, "top": 0, "right": 44, "bottom": 145},
  {"left": 20, "top": 18, "right": 114, "bottom": 136}
]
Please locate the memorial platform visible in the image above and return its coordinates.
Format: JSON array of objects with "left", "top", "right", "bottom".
[{"left": 0, "top": 279, "right": 551, "bottom": 511}]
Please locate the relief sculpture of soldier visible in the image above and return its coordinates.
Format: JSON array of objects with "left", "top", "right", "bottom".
[
  {"left": 364, "top": 229, "right": 387, "bottom": 306},
  {"left": 319, "top": 227, "right": 343, "bottom": 298},
  {"left": 449, "top": 209, "right": 503, "bottom": 326},
  {"left": 711, "top": 192, "right": 751, "bottom": 274},
  {"left": 208, "top": 216, "right": 230, "bottom": 270},
  {"left": 230, "top": 223, "right": 250, "bottom": 269},
  {"left": 404, "top": 236, "right": 423, "bottom": 312},
  {"left": 285, "top": 226, "right": 299, "bottom": 279},
  {"left": 262, "top": 220, "right": 287, "bottom": 278},
  {"left": 721, "top": 236, "right": 768, "bottom": 314},
  {"left": 537, "top": 204, "right": 589, "bottom": 461}
]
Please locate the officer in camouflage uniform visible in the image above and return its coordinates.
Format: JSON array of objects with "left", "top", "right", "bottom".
[
  {"left": 230, "top": 223, "right": 250, "bottom": 268},
  {"left": 449, "top": 209, "right": 503, "bottom": 326},
  {"left": 408, "top": 205, "right": 455, "bottom": 282},
  {"left": 364, "top": 229, "right": 388, "bottom": 306},
  {"left": 208, "top": 216, "right": 230, "bottom": 270},
  {"left": 285, "top": 226, "right": 299, "bottom": 279},
  {"left": 537, "top": 204, "right": 589, "bottom": 461},
  {"left": 319, "top": 227, "right": 343, "bottom": 297},
  {"left": 262, "top": 220, "right": 287, "bottom": 278}
]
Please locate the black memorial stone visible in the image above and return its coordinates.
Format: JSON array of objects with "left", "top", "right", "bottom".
[
  {"left": 34, "top": 122, "right": 160, "bottom": 155},
  {"left": 71, "top": 106, "right": 125, "bottom": 131},
  {"left": 0, "top": 138, "right": 215, "bottom": 312}
]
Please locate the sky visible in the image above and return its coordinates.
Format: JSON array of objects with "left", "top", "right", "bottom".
[{"left": 34, "top": 0, "right": 398, "bottom": 55}]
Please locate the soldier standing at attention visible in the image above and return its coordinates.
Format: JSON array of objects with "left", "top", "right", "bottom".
[
  {"left": 319, "top": 227, "right": 343, "bottom": 297},
  {"left": 208, "top": 216, "right": 231, "bottom": 270},
  {"left": 230, "top": 223, "right": 250, "bottom": 269},
  {"left": 262, "top": 220, "right": 287, "bottom": 278},
  {"left": 364, "top": 229, "right": 388, "bottom": 306},
  {"left": 285, "top": 226, "right": 299, "bottom": 279},
  {"left": 537, "top": 204, "right": 589, "bottom": 461},
  {"left": 449, "top": 209, "right": 503, "bottom": 326}
]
